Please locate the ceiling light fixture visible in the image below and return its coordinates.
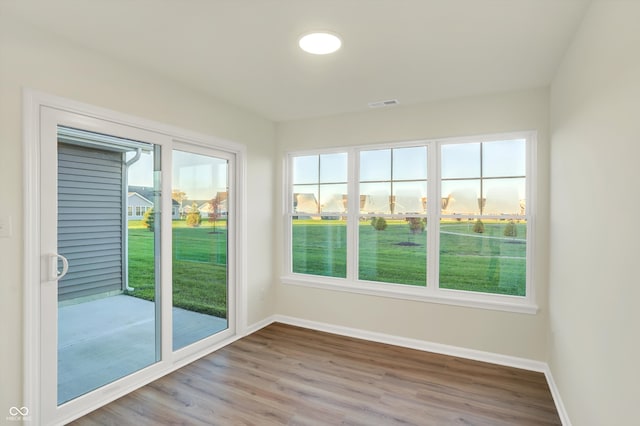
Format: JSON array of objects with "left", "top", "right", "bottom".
[{"left": 299, "top": 32, "right": 342, "bottom": 55}]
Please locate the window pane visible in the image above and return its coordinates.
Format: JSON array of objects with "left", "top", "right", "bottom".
[
  {"left": 393, "top": 181, "right": 427, "bottom": 214},
  {"left": 319, "top": 184, "right": 347, "bottom": 213},
  {"left": 320, "top": 152, "right": 348, "bottom": 183},
  {"left": 292, "top": 217, "right": 346, "bottom": 278},
  {"left": 439, "top": 219, "right": 526, "bottom": 296},
  {"left": 359, "top": 218, "right": 426, "bottom": 286},
  {"left": 293, "top": 185, "right": 319, "bottom": 214},
  {"left": 172, "top": 150, "right": 229, "bottom": 351},
  {"left": 483, "top": 178, "right": 526, "bottom": 216},
  {"left": 393, "top": 146, "right": 427, "bottom": 181},
  {"left": 483, "top": 139, "right": 526, "bottom": 177},
  {"left": 360, "top": 182, "right": 391, "bottom": 214},
  {"left": 441, "top": 180, "right": 481, "bottom": 215},
  {"left": 441, "top": 143, "right": 480, "bottom": 178},
  {"left": 360, "top": 149, "right": 391, "bottom": 181},
  {"left": 57, "top": 134, "right": 159, "bottom": 404},
  {"left": 293, "top": 155, "right": 318, "bottom": 184}
]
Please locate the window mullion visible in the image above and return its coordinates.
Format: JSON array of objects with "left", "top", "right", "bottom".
[
  {"left": 426, "top": 141, "right": 440, "bottom": 293},
  {"left": 347, "top": 148, "right": 358, "bottom": 282}
]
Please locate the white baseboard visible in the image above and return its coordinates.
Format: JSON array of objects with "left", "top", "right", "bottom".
[
  {"left": 242, "top": 316, "right": 274, "bottom": 336},
  {"left": 542, "top": 364, "right": 572, "bottom": 426},
  {"left": 247, "top": 314, "right": 571, "bottom": 426},
  {"left": 272, "top": 314, "right": 547, "bottom": 371}
]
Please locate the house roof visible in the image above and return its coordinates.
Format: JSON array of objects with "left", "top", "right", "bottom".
[
  {"left": 127, "top": 192, "right": 153, "bottom": 205},
  {"left": 128, "top": 186, "right": 179, "bottom": 206}
]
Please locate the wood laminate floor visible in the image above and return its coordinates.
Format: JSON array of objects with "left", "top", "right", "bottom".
[{"left": 70, "top": 323, "right": 561, "bottom": 425}]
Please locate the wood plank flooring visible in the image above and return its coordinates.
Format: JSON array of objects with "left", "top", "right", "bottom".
[{"left": 70, "top": 323, "right": 561, "bottom": 425}]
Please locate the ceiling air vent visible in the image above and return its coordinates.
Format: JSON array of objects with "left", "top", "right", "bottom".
[{"left": 368, "top": 99, "right": 399, "bottom": 108}]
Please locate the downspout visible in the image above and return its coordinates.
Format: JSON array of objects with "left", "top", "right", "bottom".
[{"left": 123, "top": 148, "right": 142, "bottom": 291}]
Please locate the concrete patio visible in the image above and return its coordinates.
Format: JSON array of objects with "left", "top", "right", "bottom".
[{"left": 58, "top": 294, "right": 227, "bottom": 405}]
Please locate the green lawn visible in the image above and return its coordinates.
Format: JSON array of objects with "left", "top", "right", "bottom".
[
  {"left": 439, "top": 220, "right": 526, "bottom": 296},
  {"left": 126, "top": 219, "right": 228, "bottom": 318},
  {"left": 292, "top": 218, "right": 527, "bottom": 296},
  {"left": 292, "top": 219, "right": 347, "bottom": 278},
  {"left": 127, "top": 217, "right": 526, "bottom": 318}
]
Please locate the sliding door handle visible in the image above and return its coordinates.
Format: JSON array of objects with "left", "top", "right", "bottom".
[{"left": 49, "top": 254, "right": 69, "bottom": 281}]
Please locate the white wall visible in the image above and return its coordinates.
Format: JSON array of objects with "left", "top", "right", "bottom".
[
  {"left": 0, "top": 17, "right": 276, "bottom": 413},
  {"left": 549, "top": 1, "right": 640, "bottom": 424},
  {"left": 275, "top": 87, "right": 551, "bottom": 361}
]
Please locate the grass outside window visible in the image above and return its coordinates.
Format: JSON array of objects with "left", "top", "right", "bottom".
[
  {"left": 126, "top": 219, "right": 228, "bottom": 318},
  {"left": 439, "top": 219, "right": 526, "bottom": 296},
  {"left": 290, "top": 218, "right": 526, "bottom": 295}
]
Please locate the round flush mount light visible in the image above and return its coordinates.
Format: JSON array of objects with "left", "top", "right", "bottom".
[{"left": 298, "top": 32, "right": 342, "bottom": 55}]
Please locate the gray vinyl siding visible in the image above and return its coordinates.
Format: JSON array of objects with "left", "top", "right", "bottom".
[{"left": 57, "top": 143, "right": 124, "bottom": 301}]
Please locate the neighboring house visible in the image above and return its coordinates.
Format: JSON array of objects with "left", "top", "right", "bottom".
[
  {"left": 127, "top": 192, "right": 153, "bottom": 219},
  {"left": 293, "top": 193, "right": 319, "bottom": 214},
  {"left": 181, "top": 192, "right": 228, "bottom": 218},
  {"left": 197, "top": 201, "right": 215, "bottom": 217},
  {"left": 128, "top": 185, "right": 180, "bottom": 220},
  {"left": 172, "top": 202, "right": 180, "bottom": 219},
  {"left": 181, "top": 200, "right": 208, "bottom": 217},
  {"left": 213, "top": 191, "right": 228, "bottom": 217},
  {"left": 198, "top": 192, "right": 228, "bottom": 218},
  {"left": 181, "top": 202, "right": 196, "bottom": 215}
]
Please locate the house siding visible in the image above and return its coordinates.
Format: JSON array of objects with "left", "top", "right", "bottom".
[
  {"left": 127, "top": 192, "right": 153, "bottom": 220},
  {"left": 58, "top": 143, "right": 124, "bottom": 300}
]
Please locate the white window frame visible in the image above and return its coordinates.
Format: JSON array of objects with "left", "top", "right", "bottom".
[{"left": 282, "top": 131, "right": 537, "bottom": 314}]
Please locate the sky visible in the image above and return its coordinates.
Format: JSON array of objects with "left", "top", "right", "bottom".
[
  {"left": 292, "top": 140, "right": 526, "bottom": 215},
  {"left": 127, "top": 150, "right": 228, "bottom": 200}
]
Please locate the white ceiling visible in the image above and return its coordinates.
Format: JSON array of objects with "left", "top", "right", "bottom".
[{"left": 2, "top": 0, "right": 590, "bottom": 122}]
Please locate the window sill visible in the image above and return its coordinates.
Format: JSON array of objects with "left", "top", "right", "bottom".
[{"left": 281, "top": 274, "right": 539, "bottom": 315}]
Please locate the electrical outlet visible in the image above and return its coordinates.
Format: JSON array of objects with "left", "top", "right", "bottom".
[{"left": 0, "top": 216, "right": 12, "bottom": 238}]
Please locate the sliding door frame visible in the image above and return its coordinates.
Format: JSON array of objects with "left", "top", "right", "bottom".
[{"left": 23, "top": 89, "right": 248, "bottom": 425}]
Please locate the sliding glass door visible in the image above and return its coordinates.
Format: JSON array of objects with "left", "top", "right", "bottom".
[
  {"left": 56, "top": 128, "right": 161, "bottom": 404},
  {"left": 33, "top": 102, "right": 238, "bottom": 425},
  {"left": 172, "top": 149, "right": 230, "bottom": 350}
]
